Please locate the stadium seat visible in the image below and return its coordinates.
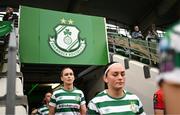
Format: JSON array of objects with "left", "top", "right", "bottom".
[
  {"left": 0, "top": 105, "right": 27, "bottom": 115},
  {"left": 1, "top": 63, "right": 20, "bottom": 73},
  {"left": 0, "top": 78, "right": 24, "bottom": 97},
  {"left": 1, "top": 63, "right": 7, "bottom": 73}
]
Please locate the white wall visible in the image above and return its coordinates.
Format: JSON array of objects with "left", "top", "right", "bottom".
[{"left": 113, "top": 54, "right": 159, "bottom": 114}]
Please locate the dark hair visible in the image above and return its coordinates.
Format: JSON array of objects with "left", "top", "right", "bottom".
[
  {"left": 44, "top": 91, "right": 52, "bottom": 96},
  {"left": 42, "top": 91, "right": 52, "bottom": 104},
  {"left": 60, "top": 67, "right": 74, "bottom": 77},
  {"left": 158, "top": 79, "right": 164, "bottom": 87}
]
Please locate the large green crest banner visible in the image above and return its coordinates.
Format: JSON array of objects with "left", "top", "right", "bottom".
[{"left": 19, "top": 6, "right": 109, "bottom": 65}]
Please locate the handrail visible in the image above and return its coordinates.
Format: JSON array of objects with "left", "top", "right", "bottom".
[{"left": 6, "top": 25, "right": 17, "bottom": 115}]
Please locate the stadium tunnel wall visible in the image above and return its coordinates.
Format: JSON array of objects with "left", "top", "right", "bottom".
[
  {"left": 113, "top": 54, "right": 159, "bottom": 114},
  {"left": 76, "top": 67, "right": 105, "bottom": 103}
]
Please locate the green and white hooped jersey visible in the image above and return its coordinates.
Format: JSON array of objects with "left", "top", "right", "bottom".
[
  {"left": 49, "top": 87, "right": 86, "bottom": 115},
  {"left": 37, "top": 104, "right": 49, "bottom": 115},
  {"left": 88, "top": 90, "right": 146, "bottom": 115}
]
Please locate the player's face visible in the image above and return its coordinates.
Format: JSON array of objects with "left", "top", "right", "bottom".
[
  {"left": 45, "top": 93, "right": 52, "bottom": 103},
  {"left": 61, "top": 68, "right": 75, "bottom": 85},
  {"left": 104, "top": 64, "right": 125, "bottom": 90}
]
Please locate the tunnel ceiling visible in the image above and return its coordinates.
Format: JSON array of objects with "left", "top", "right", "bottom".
[{"left": 1, "top": 0, "right": 179, "bottom": 29}]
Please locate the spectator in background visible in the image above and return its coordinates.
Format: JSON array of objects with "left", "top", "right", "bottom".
[
  {"left": 146, "top": 24, "right": 158, "bottom": 41},
  {"left": 146, "top": 30, "right": 156, "bottom": 41},
  {"left": 151, "top": 24, "right": 158, "bottom": 37},
  {"left": 153, "top": 80, "right": 165, "bottom": 115},
  {"left": 132, "top": 25, "right": 144, "bottom": 39},
  {"left": 2, "top": 7, "right": 18, "bottom": 45},
  {"left": 3, "top": 7, "right": 18, "bottom": 22},
  {"left": 37, "top": 92, "right": 52, "bottom": 115},
  {"left": 31, "top": 92, "right": 52, "bottom": 115},
  {"left": 49, "top": 67, "right": 87, "bottom": 115},
  {"left": 88, "top": 62, "right": 145, "bottom": 115}
]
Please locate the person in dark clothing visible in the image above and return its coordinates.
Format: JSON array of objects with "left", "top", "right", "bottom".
[
  {"left": 131, "top": 25, "right": 144, "bottom": 39},
  {"left": 3, "top": 7, "right": 18, "bottom": 22}
]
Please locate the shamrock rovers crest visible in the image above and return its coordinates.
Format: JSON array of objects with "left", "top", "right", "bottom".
[{"left": 49, "top": 18, "right": 86, "bottom": 57}]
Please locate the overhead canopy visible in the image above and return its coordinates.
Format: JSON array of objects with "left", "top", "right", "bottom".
[{"left": 1, "top": 0, "right": 179, "bottom": 30}]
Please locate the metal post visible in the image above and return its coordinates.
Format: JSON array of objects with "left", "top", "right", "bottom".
[
  {"left": 147, "top": 40, "right": 152, "bottom": 65},
  {"left": 112, "top": 42, "right": 116, "bottom": 53},
  {"left": 127, "top": 38, "right": 132, "bottom": 59},
  {"left": 6, "top": 30, "right": 17, "bottom": 115}
]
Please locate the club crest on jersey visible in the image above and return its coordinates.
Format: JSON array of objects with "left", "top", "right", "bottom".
[
  {"left": 49, "top": 18, "right": 86, "bottom": 57},
  {"left": 130, "top": 101, "right": 139, "bottom": 113},
  {"left": 75, "top": 96, "right": 80, "bottom": 102}
]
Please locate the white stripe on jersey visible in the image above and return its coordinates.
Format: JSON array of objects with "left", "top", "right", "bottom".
[
  {"left": 55, "top": 112, "right": 80, "bottom": 115},
  {"left": 99, "top": 105, "right": 134, "bottom": 114},
  {"left": 57, "top": 96, "right": 79, "bottom": 100},
  {"left": 92, "top": 93, "right": 140, "bottom": 103}
]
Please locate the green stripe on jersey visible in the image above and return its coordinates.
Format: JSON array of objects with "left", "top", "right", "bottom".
[
  {"left": 97, "top": 100, "right": 139, "bottom": 108},
  {"left": 81, "top": 97, "right": 85, "bottom": 101},
  {"left": 56, "top": 108, "right": 79, "bottom": 112},
  {"left": 55, "top": 92, "right": 81, "bottom": 97},
  {"left": 88, "top": 109, "right": 99, "bottom": 115},
  {"left": 138, "top": 106, "right": 144, "bottom": 114},
  {"left": 50, "top": 98, "right": 56, "bottom": 103},
  {"left": 41, "top": 108, "right": 48, "bottom": 112},
  {"left": 38, "top": 105, "right": 49, "bottom": 115},
  {"left": 57, "top": 100, "right": 80, "bottom": 104}
]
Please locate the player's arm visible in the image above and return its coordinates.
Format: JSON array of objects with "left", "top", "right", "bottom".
[
  {"left": 80, "top": 104, "right": 87, "bottom": 115},
  {"left": 48, "top": 105, "right": 55, "bottom": 115}
]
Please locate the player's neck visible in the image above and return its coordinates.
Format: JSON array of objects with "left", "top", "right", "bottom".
[
  {"left": 64, "top": 84, "right": 73, "bottom": 91},
  {"left": 107, "top": 88, "right": 124, "bottom": 98}
]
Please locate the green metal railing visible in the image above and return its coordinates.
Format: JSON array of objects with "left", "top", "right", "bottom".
[{"left": 108, "top": 32, "right": 159, "bottom": 66}]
